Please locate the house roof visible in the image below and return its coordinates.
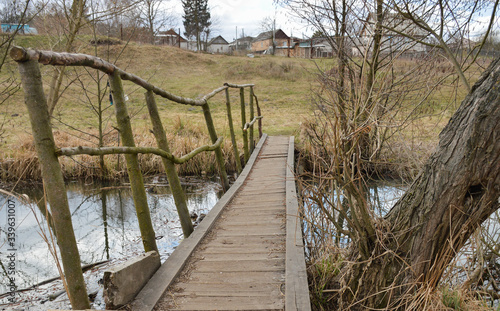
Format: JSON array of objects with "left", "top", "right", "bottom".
[
  {"left": 209, "top": 35, "right": 229, "bottom": 45},
  {"left": 157, "top": 28, "right": 187, "bottom": 42},
  {"left": 229, "top": 36, "right": 254, "bottom": 45},
  {"left": 360, "top": 12, "right": 428, "bottom": 38},
  {"left": 253, "top": 29, "right": 290, "bottom": 42}
]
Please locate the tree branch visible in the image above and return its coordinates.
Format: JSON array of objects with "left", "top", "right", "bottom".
[
  {"left": 56, "top": 137, "right": 223, "bottom": 164},
  {"left": 9, "top": 47, "right": 231, "bottom": 106}
]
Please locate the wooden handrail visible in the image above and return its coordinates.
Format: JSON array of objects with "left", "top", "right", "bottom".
[
  {"left": 10, "top": 45, "right": 264, "bottom": 186},
  {"left": 224, "top": 82, "right": 255, "bottom": 88},
  {"left": 56, "top": 138, "right": 223, "bottom": 164},
  {"left": 10, "top": 46, "right": 225, "bottom": 107},
  {"left": 243, "top": 116, "right": 263, "bottom": 131}
]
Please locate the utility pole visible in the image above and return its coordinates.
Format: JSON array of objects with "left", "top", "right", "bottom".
[
  {"left": 272, "top": 20, "right": 276, "bottom": 55},
  {"left": 288, "top": 37, "right": 291, "bottom": 57}
]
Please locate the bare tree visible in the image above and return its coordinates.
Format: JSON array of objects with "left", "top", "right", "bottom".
[
  {"left": 386, "top": 0, "right": 500, "bottom": 92},
  {"left": 300, "top": 51, "right": 500, "bottom": 311},
  {"left": 0, "top": 0, "right": 34, "bottom": 23},
  {"left": 283, "top": 0, "right": 500, "bottom": 309},
  {"left": 84, "top": 0, "right": 144, "bottom": 41},
  {"left": 0, "top": 0, "right": 33, "bottom": 141},
  {"left": 39, "top": 0, "right": 89, "bottom": 117},
  {"left": 136, "top": 0, "right": 176, "bottom": 44},
  {"left": 259, "top": 15, "right": 278, "bottom": 55}
]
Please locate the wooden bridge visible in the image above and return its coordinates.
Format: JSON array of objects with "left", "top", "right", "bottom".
[
  {"left": 131, "top": 135, "right": 310, "bottom": 311},
  {"left": 10, "top": 47, "right": 310, "bottom": 310}
]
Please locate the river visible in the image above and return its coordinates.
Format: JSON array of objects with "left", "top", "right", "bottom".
[
  {"left": 0, "top": 176, "right": 223, "bottom": 299},
  {"left": 0, "top": 177, "right": 407, "bottom": 310}
]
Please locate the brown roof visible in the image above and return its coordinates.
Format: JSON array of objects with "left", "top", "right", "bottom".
[
  {"left": 157, "top": 28, "right": 187, "bottom": 42},
  {"left": 253, "top": 29, "right": 289, "bottom": 42}
]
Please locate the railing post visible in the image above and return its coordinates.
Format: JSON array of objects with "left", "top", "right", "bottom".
[
  {"left": 145, "top": 90, "right": 194, "bottom": 238},
  {"left": 254, "top": 93, "right": 263, "bottom": 138},
  {"left": 16, "top": 58, "right": 90, "bottom": 309},
  {"left": 202, "top": 102, "right": 230, "bottom": 191},
  {"left": 225, "top": 88, "right": 242, "bottom": 174},
  {"left": 109, "top": 72, "right": 158, "bottom": 253},
  {"left": 240, "top": 87, "right": 249, "bottom": 163},
  {"left": 249, "top": 86, "right": 255, "bottom": 154}
]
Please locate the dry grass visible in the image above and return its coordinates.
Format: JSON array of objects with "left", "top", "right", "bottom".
[{"left": 0, "top": 123, "right": 244, "bottom": 181}]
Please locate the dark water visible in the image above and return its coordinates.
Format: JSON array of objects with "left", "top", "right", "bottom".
[{"left": 0, "top": 177, "right": 223, "bottom": 294}]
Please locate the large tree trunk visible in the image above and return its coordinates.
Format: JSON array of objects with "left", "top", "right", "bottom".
[{"left": 337, "top": 57, "right": 500, "bottom": 309}]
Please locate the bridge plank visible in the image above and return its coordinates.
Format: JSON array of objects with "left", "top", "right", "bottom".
[
  {"left": 199, "top": 252, "right": 285, "bottom": 261},
  {"left": 163, "top": 296, "right": 283, "bottom": 310},
  {"left": 193, "top": 259, "right": 284, "bottom": 272},
  {"left": 182, "top": 271, "right": 285, "bottom": 284},
  {"left": 200, "top": 245, "right": 283, "bottom": 254}
]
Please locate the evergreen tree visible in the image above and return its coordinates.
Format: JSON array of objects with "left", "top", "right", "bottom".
[{"left": 182, "top": 0, "right": 211, "bottom": 51}]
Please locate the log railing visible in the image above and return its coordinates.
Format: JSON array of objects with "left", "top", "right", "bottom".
[{"left": 10, "top": 46, "right": 263, "bottom": 309}]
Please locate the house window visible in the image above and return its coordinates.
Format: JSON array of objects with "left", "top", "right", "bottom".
[
  {"left": 283, "top": 42, "right": 286, "bottom": 47},
  {"left": 261, "top": 42, "right": 263, "bottom": 47}
]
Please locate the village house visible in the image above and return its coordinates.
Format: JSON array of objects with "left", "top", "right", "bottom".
[
  {"left": 274, "top": 37, "right": 302, "bottom": 57},
  {"left": 251, "top": 29, "right": 290, "bottom": 54},
  {"left": 354, "top": 12, "right": 428, "bottom": 56},
  {"left": 294, "top": 37, "right": 334, "bottom": 58},
  {"left": 207, "top": 35, "right": 230, "bottom": 54},
  {"left": 229, "top": 36, "right": 254, "bottom": 53},
  {"left": 156, "top": 29, "right": 188, "bottom": 49}
]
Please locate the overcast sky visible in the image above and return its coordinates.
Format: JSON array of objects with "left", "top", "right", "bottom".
[
  {"left": 170, "top": 1, "right": 499, "bottom": 42},
  {"left": 171, "top": 0, "right": 312, "bottom": 42}
]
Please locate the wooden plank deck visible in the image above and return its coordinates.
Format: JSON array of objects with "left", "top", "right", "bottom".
[
  {"left": 131, "top": 135, "right": 310, "bottom": 311},
  {"left": 154, "top": 136, "right": 288, "bottom": 310}
]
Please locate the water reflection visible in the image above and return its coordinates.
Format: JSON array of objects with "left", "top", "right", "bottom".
[
  {"left": 366, "top": 180, "right": 407, "bottom": 216},
  {"left": 301, "top": 178, "right": 407, "bottom": 249},
  {"left": 0, "top": 177, "right": 222, "bottom": 294}
]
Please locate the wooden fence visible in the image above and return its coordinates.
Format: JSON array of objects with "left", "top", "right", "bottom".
[{"left": 10, "top": 46, "right": 263, "bottom": 310}]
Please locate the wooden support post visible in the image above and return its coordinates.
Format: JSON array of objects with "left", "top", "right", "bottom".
[
  {"left": 240, "top": 87, "right": 249, "bottom": 163},
  {"left": 109, "top": 73, "right": 158, "bottom": 253},
  {"left": 249, "top": 86, "right": 255, "bottom": 154},
  {"left": 202, "top": 102, "right": 229, "bottom": 191},
  {"left": 145, "top": 90, "right": 194, "bottom": 238},
  {"left": 254, "top": 93, "right": 263, "bottom": 138},
  {"left": 225, "top": 88, "right": 242, "bottom": 175},
  {"left": 16, "top": 59, "right": 90, "bottom": 309}
]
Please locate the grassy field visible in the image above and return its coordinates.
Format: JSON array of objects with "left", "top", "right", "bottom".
[
  {"left": 0, "top": 35, "right": 330, "bottom": 180},
  {"left": 0, "top": 35, "right": 487, "bottom": 181},
  {"left": 4, "top": 35, "right": 323, "bottom": 135}
]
